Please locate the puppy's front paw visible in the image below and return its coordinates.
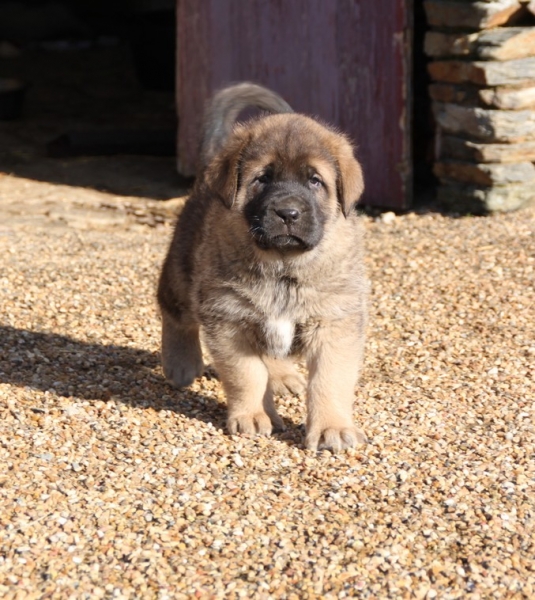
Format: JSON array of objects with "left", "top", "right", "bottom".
[
  {"left": 305, "top": 425, "right": 367, "bottom": 452},
  {"left": 163, "top": 359, "right": 204, "bottom": 388},
  {"left": 228, "top": 411, "right": 285, "bottom": 436}
]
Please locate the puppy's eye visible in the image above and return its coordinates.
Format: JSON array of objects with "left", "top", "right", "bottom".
[
  {"left": 255, "top": 173, "right": 272, "bottom": 185},
  {"left": 309, "top": 175, "right": 323, "bottom": 187}
]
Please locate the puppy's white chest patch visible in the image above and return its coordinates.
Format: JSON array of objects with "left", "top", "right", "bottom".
[{"left": 263, "top": 317, "right": 294, "bottom": 358}]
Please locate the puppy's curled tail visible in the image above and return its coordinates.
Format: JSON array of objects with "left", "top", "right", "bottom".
[{"left": 199, "top": 82, "right": 293, "bottom": 168}]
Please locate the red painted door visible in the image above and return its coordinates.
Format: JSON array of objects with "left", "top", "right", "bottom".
[{"left": 176, "top": 0, "right": 412, "bottom": 208}]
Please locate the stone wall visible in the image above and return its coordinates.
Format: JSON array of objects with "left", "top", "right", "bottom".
[{"left": 424, "top": 0, "right": 535, "bottom": 212}]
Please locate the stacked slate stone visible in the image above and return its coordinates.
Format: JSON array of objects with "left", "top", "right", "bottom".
[{"left": 424, "top": 0, "right": 535, "bottom": 212}]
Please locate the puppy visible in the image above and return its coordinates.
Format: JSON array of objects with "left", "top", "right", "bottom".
[{"left": 158, "top": 83, "right": 369, "bottom": 452}]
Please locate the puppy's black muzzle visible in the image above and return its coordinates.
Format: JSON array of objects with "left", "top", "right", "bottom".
[{"left": 245, "top": 182, "right": 325, "bottom": 252}]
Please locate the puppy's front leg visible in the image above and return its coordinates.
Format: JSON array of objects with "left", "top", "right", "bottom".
[
  {"left": 305, "top": 322, "right": 367, "bottom": 452},
  {"left": 206, "top": 327, "right": 285, "bottom": 435}
]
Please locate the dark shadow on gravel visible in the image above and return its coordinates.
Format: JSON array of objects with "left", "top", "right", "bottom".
[
  {"left": 359, "top": 191, "right": 488, "bottom": 219},
  {"left": 0, "top": 325, "right": 303, "bottom": 442},
  {"left": 2, "top": 156, "right": 194, "bottom": 202},
  {"left": 0, "top": 325, "right": 228, "bottom": 429}
]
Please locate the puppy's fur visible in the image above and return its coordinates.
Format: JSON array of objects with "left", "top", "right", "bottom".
[{"left": 158, "top": 83, "right": 369, "bottom": 452}]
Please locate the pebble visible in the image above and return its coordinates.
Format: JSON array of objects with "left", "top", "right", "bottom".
[
  {"left": 379, "top": 211, "right": 396, "bottom": 224},
  {"left": 233, "top": 454, "right": 245, "bottom": 468}
]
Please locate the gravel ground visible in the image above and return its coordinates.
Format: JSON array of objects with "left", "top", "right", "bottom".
[{"left": 0, "top": 189, "right": 534, "bottom": 599}]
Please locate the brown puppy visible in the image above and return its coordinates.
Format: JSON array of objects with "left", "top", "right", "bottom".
[{"left": 158, "top": 83, "right": 369, "bottom": 452}]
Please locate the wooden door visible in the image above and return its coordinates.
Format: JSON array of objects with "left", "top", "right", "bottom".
[{"left": 177, "top": 0, "right": 412, "bottom": 208}]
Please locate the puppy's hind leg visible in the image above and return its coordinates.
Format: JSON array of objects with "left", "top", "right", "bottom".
[
  {"left": 263, "top": 356, "right": 306, "bottom": 397},
  {"left": 158, "top": 244, "right": 204, "bottom": 388},
  {"left": 160, "top": 309, "right": 204, "bottom": 388}
]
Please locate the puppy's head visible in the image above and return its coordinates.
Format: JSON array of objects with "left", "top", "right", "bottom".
[{"left": 204, "top": 114, "right": 364, "bottom": 253}]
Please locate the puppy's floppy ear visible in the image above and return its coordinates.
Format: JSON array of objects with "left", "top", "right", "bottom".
[
  {"left": 203, "top": 129, "right": 250, "bottom": 208},
  {"left": 335, "top": 138, "right": 365, "bottom": 217}
]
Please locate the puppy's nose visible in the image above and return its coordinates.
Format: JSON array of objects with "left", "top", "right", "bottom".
[{"left": 275, "top": 207, "right": 300, "bottom": 223}]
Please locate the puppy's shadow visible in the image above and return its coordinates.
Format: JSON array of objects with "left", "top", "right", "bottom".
[
  {"left": 0, "top": 325, "right": 227, "bottom": 429},
  {"left": 0, "top": 325, "right": 302, "bottom": 441}
]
